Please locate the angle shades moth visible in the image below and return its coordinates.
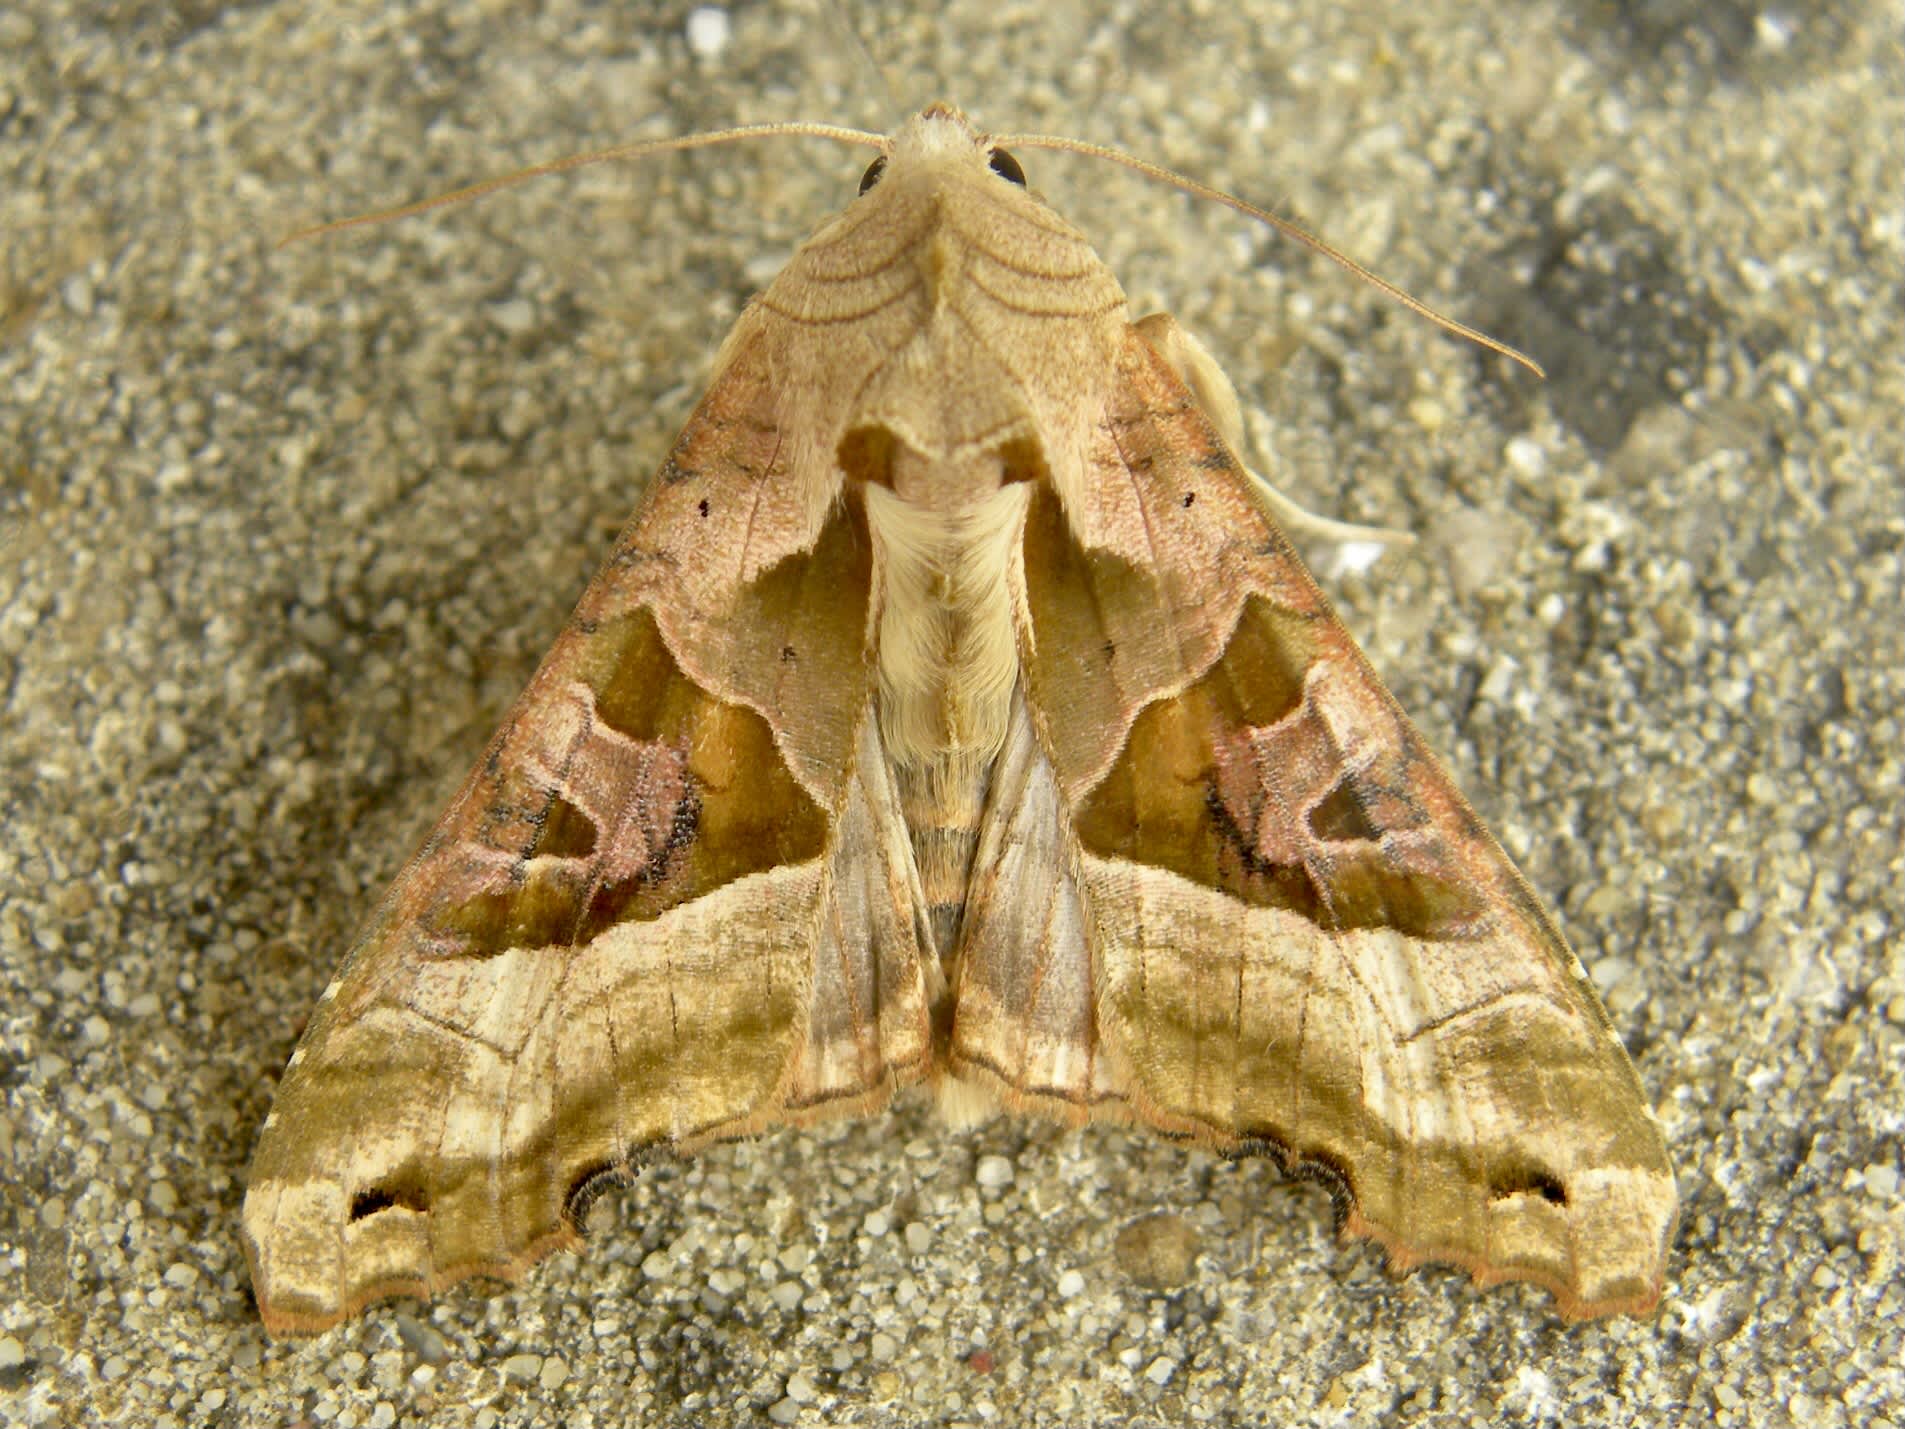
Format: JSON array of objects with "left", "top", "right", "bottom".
[{"left": 243, "top": 103, "right": 1676, "bottom": 1335}]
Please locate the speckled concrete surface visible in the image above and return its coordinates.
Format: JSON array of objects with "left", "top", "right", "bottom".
[{"left": 3, "top": 2, "right": 1902, "bottom": 1425}]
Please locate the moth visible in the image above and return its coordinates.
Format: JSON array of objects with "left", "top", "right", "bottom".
[{"left": 244, "top": 103, "right": 1676, "bottom": 1336}]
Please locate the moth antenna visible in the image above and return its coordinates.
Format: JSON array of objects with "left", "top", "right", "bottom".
[
  {"left": 822, "top": 0, "right": 902, "bottom": 121},
  {"left": 992, "top": 131, "right": 1545, "bottom": 378},
  {"left": 280, "top": 121, "right": 886, "bottom": 247}
]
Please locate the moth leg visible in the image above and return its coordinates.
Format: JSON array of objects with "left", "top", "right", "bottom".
[
  {"left": 1131, "top": 311, "right": 1415, "bottom": 563},
  {"left": 1243, "top": 472, "right": 1416, "bottom": 563}
]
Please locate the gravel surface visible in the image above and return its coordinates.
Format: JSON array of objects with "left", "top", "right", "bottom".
[{"left": 3, "top": 2, "right": 1902, "bottom": 1425}]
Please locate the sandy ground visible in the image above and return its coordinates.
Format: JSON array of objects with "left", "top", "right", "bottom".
[{"left": 3, "top": 1, "right": 1903, "bottom": 1425}]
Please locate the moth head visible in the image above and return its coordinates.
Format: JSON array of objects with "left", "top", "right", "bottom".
[{"left": 862, "top": 103, "right": 1032, "bottom": 200}]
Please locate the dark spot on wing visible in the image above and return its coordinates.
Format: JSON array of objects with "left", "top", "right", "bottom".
[{"left": 349, "top": 1183, "right": 427, "bottom": 1222}]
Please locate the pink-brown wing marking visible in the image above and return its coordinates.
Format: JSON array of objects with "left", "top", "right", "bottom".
[
  {"left": 1006, "top": 325, "right": 1675, "bottom": 1318},
  {"left": 242, "top": 333, "right": 934, "bottom": 1336}
]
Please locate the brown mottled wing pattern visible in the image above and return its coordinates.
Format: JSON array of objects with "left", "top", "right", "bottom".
[
  {"left": 242, "top": 333, "right": 934, "bottom": 1335},
  {"left": 995, "top": 326, "right": 1676, "bottom": 1317}
]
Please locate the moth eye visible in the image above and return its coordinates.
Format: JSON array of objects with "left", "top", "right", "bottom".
[
  {"left": 987, "top": 147, "right": 1027, "bottom": 186},
  {"left": 858, "top": 156, "right": 888, "bottom": 195}
]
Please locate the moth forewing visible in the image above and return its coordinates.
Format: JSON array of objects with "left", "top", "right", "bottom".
[{"left": 244, "top": 102, "right": 1674, "bottom": 1336}]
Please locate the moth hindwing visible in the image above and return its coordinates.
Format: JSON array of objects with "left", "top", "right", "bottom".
[{"left": 244, "top": 103, "right": 1675, "bottom": 1335}]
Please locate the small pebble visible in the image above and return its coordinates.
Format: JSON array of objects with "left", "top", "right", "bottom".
[
  {"left": 685, "top": 6, "right": 730, "bottom": 58},
  {"left": 487, "top": 298, "right": 536, "bottom": 335},
  {"left": 974, "top": 1155, "right": 1015, "bottom": 1189},
  {"left": 1145, "top": 1356, "right": 1179, "bottom": 1387},
  {"left": 767, "top": 1397, "right": 800, "bottom": 1425},
  {"left": 1056, "top": 1269, "right": 1086, "bottom": 1299},
  {"left": 786, "top": 1370, "right": 819, "bottom": 1403},
  {"left": 1865, "top": 1164, "right": 1899, "bottom": 1199},
  {"left": 1505, "top": 435, "right": 1548, "bottom": 480},
  {"left": 500, "top": 1353, "right": 542, "bottom": 1382},
  {"left": 1115, "top": 1212, "right": 1200, "bottom": 1290},
  {"left": 903, "top": 1221, "right": 932, "bottom": 1254},
  {"left": 61, "top": 273, "right": 95, "bottom": 315},
  {"left": 1475, "top": 656, "right": 1519, "bottom": 707},
  {"left": 396, "top": 1315, "right": 450, "bottom": 1365}
]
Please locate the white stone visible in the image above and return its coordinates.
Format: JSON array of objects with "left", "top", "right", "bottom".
[
  {"left": 488, "top": 299, "right": 535, "bottom": 335},
  {"left": 1505, "top": 435, "right": 1548, "bottom": 480},
  {"left": 1057, "top": 1269, "right": 1086, "bottom": 1299},
  {"left": 974, "top": 1155, "right": 1015, "bottom": 1189},
  {"left": 685, "top": 7, "right": 731, "bottom": 58}
]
